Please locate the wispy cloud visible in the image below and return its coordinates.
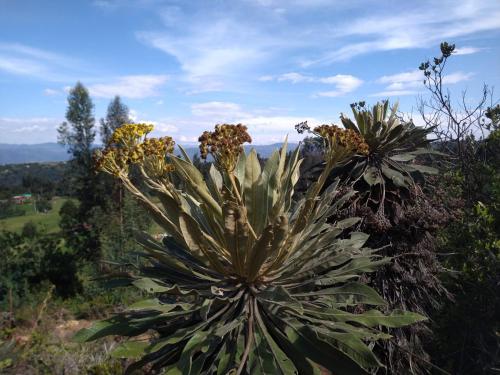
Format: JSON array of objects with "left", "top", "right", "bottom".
[
  {"left": 88, "top": 75, "right": 169, "bottom": 98},
  {"left": 0, "top": 117, "right": 61, "bottom": 143},
  {"left": 454, "top": 46, "right": 483, "bottom": 55},
  {"left": 137, "top": 18, "right": 272, "bottom": 92},
  {"left": 0, "top": 43, "right": 81, "bottom": 82},
  {"left": 43, "top": 88, "right": 60, "bottom": 96},
  {"left": 302, "top": 1, "right": 500, "bottom": 65},
  {"left": 135, "top": 3, "right": 302, "bottom": 93},
  {"left": 372, "top": 68, "right": 473, "bottom": 97},
  {"left": 135, "top": 0, "right": 499, "bottom": 94},
  {"left": 277, "top": 72, "right": 311, "bottom": 83},
  {"left": 443, "top": 71, "right": 474, "bottom": 84},
  {"left": 191, "top": 102, "right": 247, "bottom": 119},
  {"left": 11, "top": 125, "right": 46, "bottom": 133},
  {"left": 264, "top": 72, "right": 363, "bottom": 96},
  {"left": 369, "top": 90, "right": 420, "bottom": 98},
  {"left": 315, "top": 75, "right": 363, "bottom": 97},
  {"left": 258, "top": 75, "right": 274, "bottom": 82}
]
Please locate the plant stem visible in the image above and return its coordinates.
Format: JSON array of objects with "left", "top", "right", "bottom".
[
  {"left": 236, "top": 297, "right": 255, "bottom": 375},
  {"left": 229, "top": 173, "right": 258, "bottom": 240}
]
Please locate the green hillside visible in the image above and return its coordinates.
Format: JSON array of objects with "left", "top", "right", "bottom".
[{"left": 0, "top": 197, "right": 71, "bottom": 233}]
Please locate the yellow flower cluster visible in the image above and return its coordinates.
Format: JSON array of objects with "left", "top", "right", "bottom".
[
  {"left": 109, "top": 123, "right": 154, "bottom": 146},
  {"left": 95, "top": 124, "right": 175, "bottom": 179},
  {"left": 94, "top": 147, "right": 128, "bottom": 177},
  {"left": 313, "top": 124, "right": 369, "bottom": 158},
  {"left": 198, "top": 124, "right": 252, "bottom": 172}
]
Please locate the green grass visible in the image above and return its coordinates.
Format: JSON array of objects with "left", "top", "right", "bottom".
[{"left": 0, "top": 197, "right": 71, "bottom": 234}]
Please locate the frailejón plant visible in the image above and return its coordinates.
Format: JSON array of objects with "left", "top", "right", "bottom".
[
  {"left": 76, "top": 123, "right": 425, "bottom": 374},
  {"left": 298, "top": 101, "right": 438, "bottom": 214}
]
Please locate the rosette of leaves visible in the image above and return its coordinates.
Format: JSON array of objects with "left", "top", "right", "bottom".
[
  {"left": 339, "top": 101, "right": 439, "bottom": 212},
  {"left": 76, "top": 124, "right": 425, "bottom": 374}
]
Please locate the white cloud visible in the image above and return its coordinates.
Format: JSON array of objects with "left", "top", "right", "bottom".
[
  {"left": 0, "top": 117, "right": 61, "bottom": 143},
  {"left": 43, "top": 88, "right": 60, "bottom": 96},
  {"left": 191, "top": 102, "right": 247, "bottom": 119},
  {"left": 88, "top": 75, "right": 169, "bottom": 98},
  {"left": 135, "top": 3, "right": 312, "bottom": 93},
  {"left": 454, "top": 46, "right": 482, "bottom": 55},
  {"left": 1, "top": 117, "right": 57, "bottom": 124},
  {"left": 378, "top": 70, "right": 422, "bottom": 85},
  {"left": 303, "top": 1, "right": 500, "bottom": 65},
  {"left": 264, "top": 72, "right": 363, "bottom": 96},
  {"left": 129, "top": 109, "right": 139, "bottom": 122},
  {"left": 137, "top": 19, "right": 270, "bottom": 92},
  {"left": 0, "top": 43, "right": 80, "bottom": 82},
  {"left": 243, "top": 116, "right": 322, "bottom": 142},
  {"left": 148, "top": 122, "right": 178, "bottom": 134},
  {"left": 11, "top": 125, "right": 46, "bottom": 133},
  {"left": 373, "top": 69, "right": 473, "bottom": 97},
  {"left": 316, "top": 75, "right": 363, "bottom": 96},
  {"left": 258, "top": 75, "right": 274, "bottom": 82},
  {"left": 0, "top": 56, "right": 48, "bottom": 77},
  {"left": 369, "top": 90, "right": 419, "bottom": 98},
  {"left": 0, "top": 43, "right": 71, "bottom": 64},
  {"left": 443, "top": 71, "right": 474, "bottom": 84},
  {"left": 277, "top": 72, "right": 310, "bottom": 83},
  {"left": 178, "top": 135, "right": 198, "bottom": 143},
  {"left": 135, "top": 0, "right": 498, "bottom": 95}
]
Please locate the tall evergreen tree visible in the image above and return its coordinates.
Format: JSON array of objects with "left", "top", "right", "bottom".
[
  {"left": 99, "top": 96, "right": 131, "bottom": 144},
  {"left": 58, "top": 82, "right": 95, "bottom": 163},
  {"left": 57, "top": 82, "right": 103, "bottom": 260}
]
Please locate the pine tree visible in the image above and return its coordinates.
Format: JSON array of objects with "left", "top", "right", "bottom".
[
  {"left": 57, "top": 82, "right": 103, "bottom": 260},
  {"left": 58, "top": 82, "right": 95, "bottom": 163},
  {"left": 99, "top": 96, "right": 131, "bottom": 145}
]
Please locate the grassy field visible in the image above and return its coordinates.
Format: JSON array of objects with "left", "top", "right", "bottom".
[{"left": 0, "top": 197, "right": 71, "bottom": 233}]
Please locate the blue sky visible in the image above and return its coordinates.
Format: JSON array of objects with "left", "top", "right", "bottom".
[{"left": 1, "top": 0, "right": 499, "bottom": 144}]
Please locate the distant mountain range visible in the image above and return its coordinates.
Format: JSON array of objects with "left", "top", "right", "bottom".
[
  {"left": 0, "top": 143, "right": 70, "bottom": 165},
  {"left": 0, "top": 142, "right": 299, "bottom": 165}
]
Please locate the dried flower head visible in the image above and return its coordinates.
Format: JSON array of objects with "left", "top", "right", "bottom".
[
  {"left": 141, "top": 136, "right": 175, "bottom": 157},
  {"left": 198, "top": 124, "right": 252, "bottom": 172},
  {"left": 313, "top": 124, "right": 369, "bottom": 161},
  {"left": 140, "top": 136, "right": 176, "bottom": 178}
]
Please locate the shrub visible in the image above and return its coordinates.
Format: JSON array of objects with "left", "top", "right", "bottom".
[
  {"left": 429, "top": 130, "right": 500, "bottom": 374},
  {"left": 0, "top": 231, "right": 81, "bottom": 306}
]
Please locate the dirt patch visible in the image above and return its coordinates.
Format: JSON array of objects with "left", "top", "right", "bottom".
[{"left": 53, "top": 319, "right": 92, "bottom": 341}]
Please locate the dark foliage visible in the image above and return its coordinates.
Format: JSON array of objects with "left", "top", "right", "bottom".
[
  {"left": 57, "top": 83, "right": 107, "bottom": 261},
  {"left": 0, "top": 231, "right": 81, "bottom": 305},
  {"left": 427, "top": 129, "right": 500, "bottom": 374}
]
